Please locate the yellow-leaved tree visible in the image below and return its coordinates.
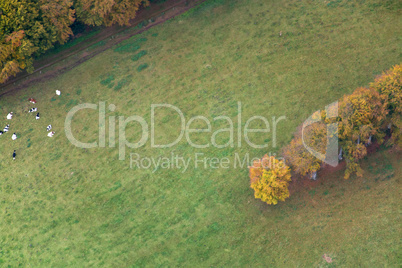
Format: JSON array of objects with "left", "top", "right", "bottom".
[
  {"left": 0, "top": 0, "right": 149, "bottom": 83},
  {"left": 338, "top": 87, "right": 387, "bottom": 179},
  {"left": 370, "top": 64, "right": 402, "bottom": 147},
  {"left": 0, "top": 0, "right": 75, "bottom": 83},
  {"left": 282, "top": 119, "right": 328, "bottom": 179},
  {"left": 249, "top": 155, "right": 291, "bottom": 205},
  {"left": 0, "top": 30, "right": 36, "bottom": 83},
  {"left": 74, "top": 0, "right": 149, "bottom": 26}
]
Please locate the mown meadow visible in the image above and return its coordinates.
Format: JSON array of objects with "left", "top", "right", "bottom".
[{"left": 0, "top": 0, "right": 401, "bottom": 266}]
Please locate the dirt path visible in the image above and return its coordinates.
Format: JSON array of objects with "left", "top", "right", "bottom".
[{"left": 0, "top": 0, "right": 206, "bottom": 97}]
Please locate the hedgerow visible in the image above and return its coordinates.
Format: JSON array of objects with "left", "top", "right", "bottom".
[{"left": 251, "top": 64, "right": 401, "bottom": 204}]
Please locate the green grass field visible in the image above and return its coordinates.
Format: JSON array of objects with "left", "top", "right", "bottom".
[{"left": 0, "top": 0, "right": 401, "bottom": 266}]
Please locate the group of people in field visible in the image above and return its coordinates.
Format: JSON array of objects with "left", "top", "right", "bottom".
[{"left": 3, "top": 91, "right": 61, "bottom": 160}]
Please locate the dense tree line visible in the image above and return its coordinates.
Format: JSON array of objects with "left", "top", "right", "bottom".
[
  {"left": 251, "top": 64, "right": 401, "bottom": 205},
  {"left": 0, "top": 0, "right": 149, "bottom": 83}
]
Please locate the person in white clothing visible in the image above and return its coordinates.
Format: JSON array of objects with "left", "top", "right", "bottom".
[
  {"left": 4, "top": 124, "right": 9, "bottom": 132},
  {"left": 47, "top": 131, "right": 55, "bottom": 137},
  {"left": 6, "top": 112, "right": 13, "bottom": 120},
  {"left": 36, "top": 113, "right": 40, "bottom": 120},
  {"left": 47, "top": 125, "right": 52, "bottom": 131},
  {"left": 56, "top": 90, "right": 61, "bottom": 96},
  {"left": 12, "top": 133, "right": 17, "bottom": 140}
]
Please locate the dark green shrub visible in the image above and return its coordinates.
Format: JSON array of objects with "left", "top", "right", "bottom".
[
  {"left": 137, "top": 63, "right": 149, "bottom": 72},
  {"left": 100, "top": 75, "right": 115, "bottom": 85},
  {"left": 114, "top": 38, "right": 147, "bottom": 53},
  {"left": 131, "top": 50, "right": 147, "bottom": 61},
  {"left": 114, "top": 78, "right": 130, "bottom": 91}
]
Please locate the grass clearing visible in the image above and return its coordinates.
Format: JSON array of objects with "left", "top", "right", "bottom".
[{"left": 0, "top": 0, "right": 401, "bottom": 266}]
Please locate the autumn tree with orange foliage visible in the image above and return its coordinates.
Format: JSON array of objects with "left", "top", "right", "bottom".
[
  {"left": 39, "top": 0, "right": 76, "bottom": 43},
  {"left": 337, "top": 87, "right": 387, "bottom": 179},
  {"left": 0, "top": 0, "right": 75, "bottom": 83},
  {"left": 283, "top": 119, "right": 327, "bottom": 179},
  {"left": 0, "top": 31, "right": 33, "bottom": 83},
  {"left": 249, "top": 65, "right": 400, "bottom": 205},
  {"left": 370, "top": 64, "right": 402, "bottom": 147},
  {"left": 75, "top": 0, "right": 149, "bottom": 27},
  {"left": 249, "top": 155, "right": 291, "bottom": 205},
  {"left": 0, "top": 0, "right": 149, "bottom": 83},
  {"left": 250, "top": 64, "right": 400, "bottom": 207}
]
